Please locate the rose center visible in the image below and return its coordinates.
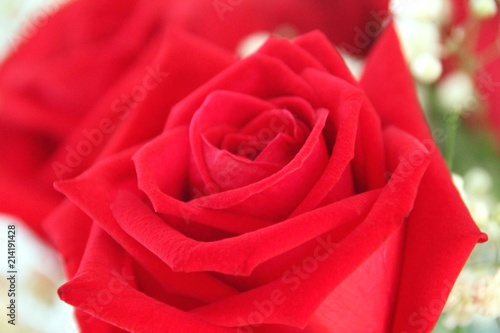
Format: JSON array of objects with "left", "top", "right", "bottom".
[{"left": 218, "top": 108, "right": 308, "bottom": 163}]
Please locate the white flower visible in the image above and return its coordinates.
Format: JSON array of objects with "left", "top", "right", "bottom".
[
  {"left": 452, "top": 173, "right": 468, "bottom": 201},
  {"left": 394, "top": 18, "right": 442, "bottom": 62},
  {"left": 410, "top": 53, "right": 443, "bottom": 83},
  {"left": 492, "top": 203, "right": 500, "bottom": 223},
  {"left": 444, "top": 271, "right": 479, "bottom": 328},
  {"left": 445, "top": 269, "right": 500, "bottom": 328},
  {"left": 437, "top": 71, "right": 478, "bottom": 114},
  {"left": 0, "top": 215, "right": 77, "bottom": 333},
  {"left": 469, "top": 200, "right": 492, "bottom": 227},
  {"left": 236, "top": 24, "right": 298, "bottom": 58},
  {"left": 236, "top": 31, "right": 271, "bottom": 58},
  {"left": 470, "top": 0, "right": 498, "bottom": 19},
  {"left": 480, "top": 270, "right": 500, "bottom": 316},
  {"left": 338, "top": 51, "right": 365, "bottom": 80},
  {"left": 464, "top": 167, "right": 494, "bottom": 196},
  {"left": 391, "top": 0, "right": 450, "bottom": 23}
]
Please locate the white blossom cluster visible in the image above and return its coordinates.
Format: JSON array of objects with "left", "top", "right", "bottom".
[
  {"left": 0, "top": 215, "right": 77, "bottom": 333},
  {"left": 390, "top": 0, "right": 450, "bottom": 83},
  {"left": 445, "top": 169, "right": 500, "bottom": 331},
  {"left": 391, "top": 0, "right": 498, "bottom": 111}
]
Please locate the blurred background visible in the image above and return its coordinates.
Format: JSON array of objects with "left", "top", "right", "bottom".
[
  {"left": 0, "top": 2, "right": 80, "bottom": 333},
  {"left": 0, "top": 0, "right": 499, "bottom": 332}
]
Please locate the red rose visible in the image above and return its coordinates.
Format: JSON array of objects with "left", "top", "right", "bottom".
[
  {"left": 0, "top": 0, "right": 388, "bottom": 240},
  {"left": 0, "top": 0, "right": 172, "bottom": 238},
  {"left": 475, "top": 15, "right": 500, "bottom": 145},
  {"left": 50, "top": 24, "right": 485, "bottom": 333},
  {"left": 166, "top": 0, "right": 390, "bottom": 55}
]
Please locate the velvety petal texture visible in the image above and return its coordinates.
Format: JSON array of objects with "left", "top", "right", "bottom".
[{"left": 48, "top": 21, "right": 485, "bottom": 333}]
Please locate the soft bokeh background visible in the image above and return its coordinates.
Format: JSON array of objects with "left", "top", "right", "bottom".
[
  {"left": 0, "top": 1, "right": 499, "bottom": 332},
  {"left": 0, "top": 2, "right": 79, "bottom": 333},
  {"left": 0, "top": 215, "right": 77, "bottom": 333}
]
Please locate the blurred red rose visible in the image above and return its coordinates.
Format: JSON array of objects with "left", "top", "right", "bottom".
[
  {"left": 476, "top": 15, "right": 500, "bottom": 144},
  {"left": 0, "top": 0, "right": 172, "bottom": 238},
  {"left": 166, "top": 0, "right": 390, "bottom": 55},
  {"left": 446, "top": 0, "right": 500, "bottom": 143}
]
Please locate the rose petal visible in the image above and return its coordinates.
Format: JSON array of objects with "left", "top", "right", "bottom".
[
  {"left": 0, "top": 175, "right": 60, "bottom": 238},
  {"left": 110, "top": 189, "right": 380, "bottom": 276},
  {"left": 296, "top": 32, "right": 387, "bottom": 191},
  {"left": 294, "top": 31, "right": 357, "bottom": 84},
  {"left": 58, "top": 225, "right": 235, "bottom": 333},
  {"left": 290, "top": 69, "right": 364, "bottom": 216},
  {"left": 361, "top": 23, "right": 487, "bottom": 332},
  {"left": 75, "top": 308, "right": 129, "bottom": 333},
  {"left": 308, "top": 223, "right": 404, "bottom": 333},
  {"left": 257, "top": 37, "right": 327, "bottom": 74},
  {"left": 44, "top": 200, "right": 92, "bottom": 278}
]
